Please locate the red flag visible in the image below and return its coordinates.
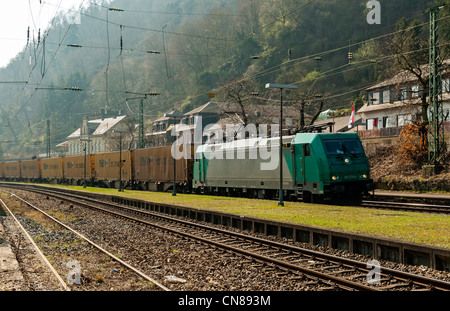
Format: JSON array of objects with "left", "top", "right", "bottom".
[{"left": 348, "top": 104, "right": 355, "bottom": 128}]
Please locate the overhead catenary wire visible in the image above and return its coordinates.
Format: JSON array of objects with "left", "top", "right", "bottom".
[
  {"left": 142, "top": 0, "right": 448, "bottom": 99},
  {"left": 163, "top": 38, "right": 450, "bottom": 111},
  {"left": 142, "top": 0, "right": 320, "bottom": 95},
  {"left": 105, "top": 8, "right": 111, "bottom": 109},
  {"left": 4, "top": 0, "right": 449, "bottom": 141},
  {"left": 91, "top": 1, "right": 249, "bottom": 18},
  {"left": 10, "top": 0, "right": 87, "bottom": 126},
  {"left": 31, "top": 27, "right": 450, "bottom": 122}
]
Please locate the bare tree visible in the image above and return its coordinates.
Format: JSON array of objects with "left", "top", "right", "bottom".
[
  {"left": 216, "top": 78, "right": 263, "bottom": 140},
  {"left": 104, "top": 117, "right": 137, "bottom": 151},
  {"left": 220, "top": 78, "right": 260, "bottom": 127},
  {"left": 392, "top": 20, "right": 428, "bottom": 123},
  {"left": 289, "top": 71, "right": 326, "bottom": 130}
]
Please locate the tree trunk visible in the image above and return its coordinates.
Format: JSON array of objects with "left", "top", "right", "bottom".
[{"left": 309, "top": 101, "right": 324, "bottom": 126}]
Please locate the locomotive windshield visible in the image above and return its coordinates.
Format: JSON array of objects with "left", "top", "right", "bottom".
[{"left": 323, "top": 139, "right": 364, "bottom": 156}]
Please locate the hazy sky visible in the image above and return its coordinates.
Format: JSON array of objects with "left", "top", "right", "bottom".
[{"left": 0, "top": 0, "right": 86, "bottom": 68}]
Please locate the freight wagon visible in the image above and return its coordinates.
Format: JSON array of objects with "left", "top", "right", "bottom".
[
  {"left": 41, "top": 158, "right": 64, "bottom": 183},
  {"left": 65, "top": 155, "right": 94, "bottom": 185},
  {"left": 94, "top": 151, "right": 133, "bottom": 188},
  {"left": 20, "top": 159, "right": 40, "bottom": 180},
  {"left": 0, "top": 133, "right": 373, "bottom": 203},
  {"left": 133, "top": 145, "right": 194, "bottom": 192},
  {"left": 4, "top": 161, "right": 21, "bottom": 180}
]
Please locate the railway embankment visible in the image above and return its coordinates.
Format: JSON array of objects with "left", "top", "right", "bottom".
[
  {"left": 19, "top": 184, "right": 449, "bottom": 249},
  {"left": 368, "top": 145, "right": 450, "bottom": 193},
  {"left": 25, "top": 184, "right": 450, "bottom": 272},
  {"left": 374, "top": 173, "right": 450, "bottom": 193}
]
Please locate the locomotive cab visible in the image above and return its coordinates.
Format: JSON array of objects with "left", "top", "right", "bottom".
[{"left": 292, "top": 133, "right": 373, "bottom": 203}]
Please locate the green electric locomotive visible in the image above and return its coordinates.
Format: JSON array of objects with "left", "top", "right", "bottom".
[{"left": 192, "top": 132, "right": 373, "bottom": 203}]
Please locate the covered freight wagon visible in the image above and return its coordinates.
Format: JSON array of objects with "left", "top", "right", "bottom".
[
  {"left": 21, "top": 159, "right": 40, "bottom": 180},
  {"left": 65, "top": 155, "right": 94, "bottom": 184},
  {"left": 94, "top": 151, "right": 132, "bottom": 188},
  {"left": 4, "top": 161, "right": 21, "bottom": 179},
  {"left": 133, "top": 145, "right": 194, "bottom": 192},
  {"left": 41, "top": 158, "right": 64, "bottom": 182}
]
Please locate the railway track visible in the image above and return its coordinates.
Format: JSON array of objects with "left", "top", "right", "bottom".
[
  {"left": 6, "top": 185, "right": 450, "bottom": 292},
  {"left": 361, "top": 200, "right": 450, "bottom": 214},
  {"left": 0, "top": 191, "right": 170, "bottom": 291},
  {"left": 1, "top": 182, "right": 449, "bottom": 215}
]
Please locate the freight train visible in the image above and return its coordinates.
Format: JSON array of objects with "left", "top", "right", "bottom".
[{"left": 0, "top": 132, "right": 374, "bottom": 203}]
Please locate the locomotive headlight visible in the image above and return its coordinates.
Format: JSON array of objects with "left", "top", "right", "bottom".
[
  {"left": 332, "top": 176, "right": 340, "bottom": 181},
  {"left": 360, "top": 174, "right": 368, "bottom": 179},
  {"left": 344, "top": 158, "right": 351, "bottom": 164}
]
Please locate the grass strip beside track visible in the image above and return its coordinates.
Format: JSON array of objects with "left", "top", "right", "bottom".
[{"left": 17, "top": 184, "right": 450, "bottom": 249}]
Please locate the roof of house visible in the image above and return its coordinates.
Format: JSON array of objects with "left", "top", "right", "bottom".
[
  {"left": 357, "top": 101, "right": 414, "bottom": 114},
  {"left": 91, "top": 115, "right": 128, "bottom": 136},
  {"left": 56, "top": 141, "right": 69, "bottom": 148},
  {"left": 67, "top": 128, "right": 81, "bottom": 139},
  {"left": 153, "top": 109, "right": 182, "bottom": 123},
  {"left": 366, "top": 59, "right": 450, "bottom": 92},
  {"left": 67, "top": 115, "right": 129, "bottom": 140},
  {"left": 185, "top": 102, "right": 221, "bottom": 116}
]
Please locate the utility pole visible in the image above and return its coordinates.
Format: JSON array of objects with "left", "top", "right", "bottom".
[
  {"left": 47, "top": 119, "right": 51, "bottom": 158},
  {"left": 112, "top": 130, "right": 129, "bottom": 192},
  {"left": 128, "top": 93, "right": 158, "bottom": 149},
  {"left": 427, "top": 4, "right": 446, "bottom": 168},
  {"left": 139, "top": 98, "right": 144, "bottom": 149},
  {"left": 164, "top": 113, "right": 187, "bottom": 196},
  {"left": 265, "top": 83, "right": 298, "bottom": 207},
  {"left": 80, "top": 138, "right": 92, "bottom": 188}
]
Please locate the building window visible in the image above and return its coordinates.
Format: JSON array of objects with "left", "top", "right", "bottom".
[
  {"left": 411, "top": 85, "right": 419, "bottom": 98},
  {"left": 367, "top": 91, "right": 373, "bottom": 105},
  {"left": 304, "top": 144, "right": 311, "bottom": 157},
  {"left": 397, "top": 114, "right": 412, "bottom": 127},
  {"left": 366, "top": 118, "right": 379, "bottom": 130},
  {"left": 443, "top": 78, "right": 450, "bottom": 93},
  {"left": 401, "top": 88, "right": 410, "bottom": 100},
  {"left": 372, "top": 92, "right": 380, "bottom": 105},
  {"left": 382, "top": 90, "right": 390, "bottom": 104}
]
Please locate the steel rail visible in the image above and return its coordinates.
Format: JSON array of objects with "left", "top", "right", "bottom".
[
  {"left": 362, "top": 200, "right": 450, "bottom": 214},
  {"left": 0, "top": 197, "right": 70, "bottom": 291},
  {"left": 24, "top": 187, "right": 449, "bottom": 286},
  {"left": 6, "top": 192, "right": 170, "bottom": 291},
  {"left": 1, "top": 182, "right": 450, "bottom": 214},
  {"left": 6, "top": 185, "right": 450, "bottom": 291},
  {"left": 16, "top": 188, "right": 379, "bottom": 291}
]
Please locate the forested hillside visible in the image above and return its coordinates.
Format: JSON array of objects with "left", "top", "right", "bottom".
[{"left": 0, "top": 0, "right": 445, "bottom": 158}]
